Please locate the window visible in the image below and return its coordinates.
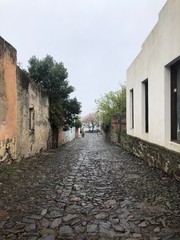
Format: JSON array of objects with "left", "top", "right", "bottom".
[
  {"left": 171, "top": 60, "right": 180, "bottom": 142},
  {"left": 130, "top": 89, "right": 134, "bottom": 129},
  {"left": 29, "top": 105, "right": 35, "bottom": 132},
  {"left": 142, "top": 79, "right": 149, "bottom": 133}
]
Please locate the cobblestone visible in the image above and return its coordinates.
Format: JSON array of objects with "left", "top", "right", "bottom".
[{"left": 0, "top": 133, "right": 180, "bottom": 239}]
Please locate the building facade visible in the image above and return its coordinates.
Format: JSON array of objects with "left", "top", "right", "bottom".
[
  {"left": 126, "top": 0, "right": 180, "bottom": 180},
  {"left": 0, "top": 37, "right": 17, "bottom": 162},
  {"left": 0, "top": 37, "right": 52, "bottom": 162}
]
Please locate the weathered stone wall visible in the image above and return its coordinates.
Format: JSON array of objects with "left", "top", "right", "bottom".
[
  {"left": 16, "top": 67, "right": 52, "bottom": 159},
  {"left": 110, "top": 127, "right": 119, "bottom": 144},
  {"left": 108, "top": 114, "right": 180, "bottom": 181},
  {"left": 118, "top": 132, "right": 180, "bottom": 181},
  {"left": 0, "top": 37, "right": 17, "bottom": 162},
  {"left": 109, "top": 114, "right": 126, "bottom": 143}
]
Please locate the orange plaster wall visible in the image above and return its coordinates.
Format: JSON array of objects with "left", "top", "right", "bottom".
[
  {"left": 0, "top": 55, "right": 17, "bottom": 140},
  {"left": 58, "top": 129, "right": 65, "bottom": 145},
  {"left": 0, "top": 38, "right": 17, "bottom": 161},
  {"left": 0, "top": 56, "right": 17, "bottom": 140},
  {"left": 76, "top": 128, "right": 81, "bottom": 138}
]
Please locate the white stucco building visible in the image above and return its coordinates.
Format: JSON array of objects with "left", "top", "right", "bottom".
[{"left": 127, "top": 0, "right": 180, "bottom": 154}]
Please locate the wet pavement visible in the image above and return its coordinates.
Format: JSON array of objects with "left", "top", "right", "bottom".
[{"left": 0, "top": 133, "right": 180, "bottom": 240}]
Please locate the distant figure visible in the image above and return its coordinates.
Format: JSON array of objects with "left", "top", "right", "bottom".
[
  {"left": 97, "top": 130, "right": 100, "bottom": 137},
  {"left": 81, "top": 127, "right": 85, "bottom": 137}
]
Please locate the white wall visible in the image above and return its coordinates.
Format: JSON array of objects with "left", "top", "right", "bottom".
[
  {"left": 64, "top": 127, "right": 76, "bottom": 144},
  {"left": 127, "top": 0, "right": 180, "bottom": 153}
]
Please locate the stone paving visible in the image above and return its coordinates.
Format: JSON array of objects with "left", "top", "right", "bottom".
[{"left": 0, "top": 133, "right": 180, "bottom": 240}]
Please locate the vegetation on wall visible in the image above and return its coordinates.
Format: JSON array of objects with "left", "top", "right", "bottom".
[
  {"left": 27, "top": 55, "right": 81, "bottom": 130},
  {"left": 96, "top": 84, "right": 126, "bottom": 127}
]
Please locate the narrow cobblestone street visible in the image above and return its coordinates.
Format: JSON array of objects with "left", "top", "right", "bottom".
[{"left": 0, "top": 133, "right": 179, "bottom": 240}]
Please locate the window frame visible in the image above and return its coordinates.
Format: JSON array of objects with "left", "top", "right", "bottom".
[
  {"left": 142, "top": 79, "right": 149, "bottom": 133},
  {"left": 130, "top": 88, "right": 134, "bottom": 129}
]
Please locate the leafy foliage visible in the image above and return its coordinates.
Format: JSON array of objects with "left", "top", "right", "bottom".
[
  {"left": 28, "top": 55, "right": 81, "bottom": 129},
  {"left": 74, "top": 118, "right": 82, "bottom": 131},
  {"left": 96, "top": 84, "right": 126, "bottom": 125}
]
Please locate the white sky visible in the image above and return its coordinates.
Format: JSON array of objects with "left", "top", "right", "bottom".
[{"left": 0, "top": 0, "right": 166, "bottom": 116}]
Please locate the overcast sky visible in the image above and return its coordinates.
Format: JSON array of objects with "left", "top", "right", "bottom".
[{"left": 0, "top": 0, "right": 166, "bottom": 116}]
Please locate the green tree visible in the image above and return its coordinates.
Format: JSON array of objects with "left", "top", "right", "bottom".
[
  {"left": 96, "top": 84, "right": 126, "bottom": 126},
  {"left": 28, "top": 55, "right": 81, "bottom": 130},
  {"left": 74, "top": 117, "right": 82, "bottom": 131}
]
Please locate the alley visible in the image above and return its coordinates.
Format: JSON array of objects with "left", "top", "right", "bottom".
[{"left": 0, "top": 134, "right": 179, "bottom": 240}]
